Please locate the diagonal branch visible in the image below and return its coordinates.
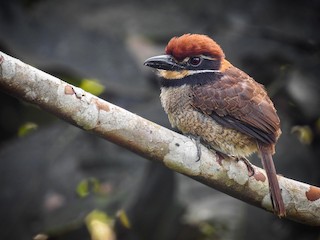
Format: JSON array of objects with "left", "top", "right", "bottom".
[{"left": 0, "top": 51, "right": 319, "bottom": 226}]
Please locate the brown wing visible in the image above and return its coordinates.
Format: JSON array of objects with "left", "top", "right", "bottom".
[{"left": 192, "top": 67, "right": 281, "bottom": 144}]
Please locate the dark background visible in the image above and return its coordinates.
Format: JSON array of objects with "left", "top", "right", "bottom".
[{"left": 0, "top": 0, "right": 320, "bottom": 239}]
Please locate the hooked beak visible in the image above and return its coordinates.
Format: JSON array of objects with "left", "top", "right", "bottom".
[{"left": 144, "top": 55, "right": 184, "bottom": 71}]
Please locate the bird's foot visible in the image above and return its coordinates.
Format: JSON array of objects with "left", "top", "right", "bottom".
[
  {"left": 187, "top": 135, "right": 202, "bottom": 162},
  {"left": 215, "top": 151, "right": 228, "bottom": 166},
  {"left": 236, "top": 157, "right": 255, "bottom": 177}
]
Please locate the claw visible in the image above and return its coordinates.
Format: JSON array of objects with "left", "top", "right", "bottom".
[
  {"left": 215, "top": 151, "right": 227, "bottom": 166},
  {"left": 237, "top": 157, "right": 255, "bottom": 177},
  {"left": 187, "top": 135, "right": 202, "bottom": 161}
]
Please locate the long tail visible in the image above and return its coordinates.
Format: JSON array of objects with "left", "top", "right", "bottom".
[{"left": 258, "top": 143, "right": 286, "bottom": 217}]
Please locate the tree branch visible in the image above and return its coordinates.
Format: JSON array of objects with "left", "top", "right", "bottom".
[{"left": 0, "top": 51, "right": 319, "bottom": 226}]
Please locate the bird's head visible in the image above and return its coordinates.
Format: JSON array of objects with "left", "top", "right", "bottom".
[{"left": 144, "top": 34, "right": 227, "bottom": 86}]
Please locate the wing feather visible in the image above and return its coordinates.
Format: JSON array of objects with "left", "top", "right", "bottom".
[{"left": 192, "top": 67, "right": 281, "bottom": 144}]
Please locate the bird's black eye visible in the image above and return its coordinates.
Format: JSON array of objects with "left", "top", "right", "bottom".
[{"left": 188, "top": 57, "right": 202, "bottom": 66}]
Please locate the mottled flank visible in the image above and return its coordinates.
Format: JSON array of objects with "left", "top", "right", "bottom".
[
  {"left": 160, "top": 85, "right": 257, "bottom": 157},
  {"left": 165, "top": 34, "right": 225, "bottom": 61},
  {"left": 306, "top": 186, "right": 320, "bottom": 201}
]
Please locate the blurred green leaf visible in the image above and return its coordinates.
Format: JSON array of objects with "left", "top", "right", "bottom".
[
  {"left": 18, "top": 122, "right": 38, "bottom": 137},
  {"left": 116, "top": 209, "right": 131, "bottom": 229},
  {"left": 199, "top": 222, "right": 216, "bottom": 237},
  {"left": 316, "top": 118, "right": 320, "bottom": 134},
  {"left": 33, "top": 233, "right": 48, "bottom": 240},
  {"left": 85, "top": 210, "right": 115, "bottom": 240},
  {"left": 198, "top": 220, "right": 227, "bottom": 240},
  {"left": 291, "top": 125, "right": 313, "bottom": 145},
  {"left": 79, "top": 79, "right": 105, "bottom": 96},
  {"left": 76, "top": 178, "right": 100, "bottom": 198}
]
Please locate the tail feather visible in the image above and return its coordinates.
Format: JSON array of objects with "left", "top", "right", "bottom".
[{"left": 258, "top": 143, "right": 286, "bottom": 217}]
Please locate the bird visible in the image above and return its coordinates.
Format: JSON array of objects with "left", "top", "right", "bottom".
[{"left": 144, "top": 33, "right": 286, "bottom": 217}]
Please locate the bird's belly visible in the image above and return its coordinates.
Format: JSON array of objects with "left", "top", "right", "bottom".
[{"left": 168, "top": 109, "right": 258, "bottom": 158}]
